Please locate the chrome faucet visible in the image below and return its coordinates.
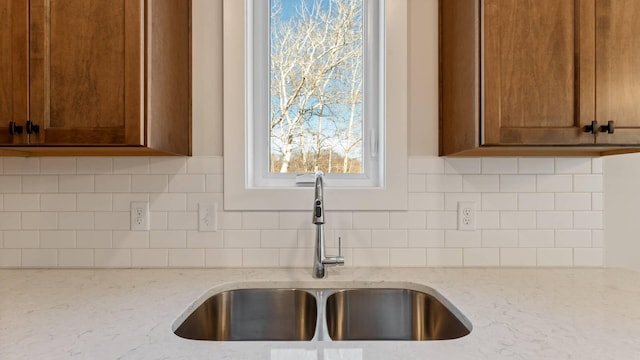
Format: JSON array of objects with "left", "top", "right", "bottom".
[{"left": 312, "top": 171, "right": 344, "bottom": 279}]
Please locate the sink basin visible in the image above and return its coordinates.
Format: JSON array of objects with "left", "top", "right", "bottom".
[
  {"left": 325, "top": 288, "right": 471, "bottom": 341},
  {"left": 174, "top": 285, "right": 471, "bottom": 342},
  {"left": 174, "top": 289, "right": 317, "bottom": 341}
]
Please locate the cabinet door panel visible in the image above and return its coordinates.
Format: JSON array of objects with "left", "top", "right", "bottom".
[
  {"left": 29, "top": 0, "right": 143, "bottom": 145},
  {"left": 484, "top": 0, "right": 594, "bottom": 145},
  {"left": 0, "top": 0, "right": 28, "bottom": 144},
  {"left": 596, "top": 0, "right": 640, "bottom": 144}
]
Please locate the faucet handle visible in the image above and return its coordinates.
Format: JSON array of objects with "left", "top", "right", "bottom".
[{"left": 338, "top": 237, "right": 342, "bottom": 257}]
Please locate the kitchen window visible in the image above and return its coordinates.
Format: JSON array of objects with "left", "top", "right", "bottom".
[{"left": 223, "top": 0, "right": 407, "bottom": 210}]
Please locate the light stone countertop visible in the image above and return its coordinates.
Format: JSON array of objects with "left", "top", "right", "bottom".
[{"left": 1, "top": 267, "right": 640, "bottom": 360}]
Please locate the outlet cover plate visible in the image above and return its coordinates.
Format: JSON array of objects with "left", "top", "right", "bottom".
[
  {"left": 199, "top": 202, "right": 218, "bottom": 232},
  {"left": 131, "top": 201, "right": 150, "bottom": 231},
  {"left": 457, "top": 201, "right": 476, "bottom": 231}
]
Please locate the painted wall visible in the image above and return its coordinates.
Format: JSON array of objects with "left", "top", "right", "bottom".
[{"left": 0, "top": 0, "right": 604, "bottom": 268}]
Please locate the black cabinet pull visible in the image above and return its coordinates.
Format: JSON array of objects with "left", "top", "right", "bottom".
[
  {"left": 600, "top": 120, "right": 615, "bottom": 134},
  {"left": 26, "top": 120, "right": 40, "bottom": 134},
  {"left": 8, "top": 121, "right": 23, "bottom": 135},
  {"left": 584, "top": 120, "right": 598, "bottom": 134}
]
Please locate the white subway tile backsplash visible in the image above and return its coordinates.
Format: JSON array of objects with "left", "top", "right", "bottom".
[
  {"left": 0, "top": 213, "right": 21, "bottom": 230},
  {"left": 94, "top": 249, "right": 131, "bottom": 267},
  {"left": 408, "top": 157, "right": 444, "bottom": 174},
  {"left": 168, "top": 212, "right": 198, "bottom": 230},
  {"left": 59, "top": 212, "right": 94, "bottom": 230},
  {"left": 519, "top": 229, "right": 555, "bottom": 248},
  {"left": 95, "top": 175, "right": 131, "bottom": 193},
  {"left": 22, "top": 176, "right": 58, "bottom": 193},
  {"left": 94, "top": 212, "right": 129, "bottom": 230},
  {"left": 40, "top": 231, "right": 75, "bottom": 248},
  {"left": 482, "top": 193, "right": 517, "bottom": 211},
  {"left": 150, "top": 231, "right": 187, "bottom": 248},
  {"left": 464, "top": 248, "right": 499, "bottom": 266},
  {"left": 537, "top": 248, "right": 573, "bottom": 267},
  {"left": 41, "top": 194, "right": 76, "bottom": 211},
  {"left": 482, "top": 230, "right": 518, "bottom": 248},
  {"left": 445, "top": 230, "right": 481, "bottom": 248},
  {"left": 537, "top": 211, "right": 573, "bottom": 229},
  {"left": 408, "top": 174, "right": 426, "bottom": 193},
  {"left": 132, "top": 249, "right": 168, "bottom": 267},
  {"left": 353, "top": 212, "right": 390, "bottom": 229},
  {"left": 444, "top": 158, "right": 481, "bottom": 174},
  {"left": 21, "top": 212, "right": 57, "bottom": 230},
  {"left": 3, "top": 231, "right": 38, "bottom": 248},
  {"left": 555, "top": 230, "right": 591, "bottom": 248},
  {"left": 518, "top": 158, "right": 554, "bottom": 174},
  {"left": 261, "top": 230, "right": 298, "bottom": 248},
  {"left": 537, "top": 175, "right": 573, "bottom": 192},
  {"left": 481, "top": 158, "right": 518, "bottom": 174},
  {"left": 426, "top": 175, "right": 463, "bottom": 193},
  {"left": 390, "top": 248, "right": 426, "bottom": 267},
  {"left": 113, "top": 157, "right": 149, "bottom": 174},
  {"left": 242, "top": 248, "right": 279, "bottom": 267},
  {"left": 427, "top": 248, "right": 462, "bottom": 267},
  {"left": 4, "top": 194, "right": 40, "bottom": 211},
  {"left": 58, "top": 249, "right": 93, "bottom": 267},
  {"left": 574, "top": 248, "right": 603, "bottom": 267},
  {"left": 352, "top": 248, "right": 390, "bottom": 267},
  {"left": 555, "top": 158, "right": 592, "bottom": 174},
  {"left": 499, "top": 175, "right": 536, "bottom": 193},
  {"left": 40, "top": 158, "right": 76, "bottom": 174},
  {"left": 463, "top": 175, "right": 499, "bottom": 193},
  {"left": 113, "top": 231, "right": 149, "bottom": 248},
  {"left": 77, "top": 231, "right": 112, "bottom": 249},
  {"left": 22, "top": 249, "right": 57, "bottom": 267},
  {"left": 407, "top": 193, "right": 444, "bottom": 211},
  {"left": 0, "top": 176, "right": 21, "bottom": 193},
  {"left": 574, "top": 175, "right": 603, "bottom": 192},
  {"left": 518, "top": 193, "right": 554, "bottom": 211},
  {"left": 169, "top": 175, "right": 205, "bottom": 193},
  {"left": 0, "top": 156, "right": 604, "bottom": 268},
  {"left": 58, "top": 175, "right": 94, "bottom": 193},
  {"left": 77, "top": 194, "right": 112, "bottom": 211},
  {"left": 372, "top": 230, "right": 408, "bottom": 248},
  {"left": 206, "top": 249, "right": 242, "bottom": 267},
  {"left": 500, "top": 248, "right": 537, "bottom": 266},
  {"left": 0, "top": 249, "right": 21, "bottom": 267},
  {"left": 132, "top": 175, "right": 169, "bottom": 193},
  {"left": 150, "top": 158, "right": 187, "bottom": 174},
  {"left": 408, "top": 229, "right": 444, "bottom": 248},
  {"left": 77, "top": 158, "right": 112, "bottom": 174},
  {"left": 389, "top": 211, "right": 426, "bottom": 229},
  {"left": 3, "top": 158, "right": 39, "bottom": 175},
  {"left": 169, "top": 249, "right": 205, "bottom": 267},
  {"left": 242, "top": 212, "right": 279, "bottom": 230}
]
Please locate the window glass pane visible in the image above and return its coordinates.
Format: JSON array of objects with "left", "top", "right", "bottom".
[{"left": 269, "top": 0, "right": 363, "bottom": 174}]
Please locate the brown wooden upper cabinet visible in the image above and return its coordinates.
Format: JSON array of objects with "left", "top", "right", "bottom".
[
  {"left": 0, "top": 0, "right": 191, "bottom": 156},
  {"left": 440, "top": 0, "right": 640, "bottom": 156}
]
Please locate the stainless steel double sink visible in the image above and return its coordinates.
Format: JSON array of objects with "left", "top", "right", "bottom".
[{"left": 173, "top": 286, "right": 471, "bottom": 342}]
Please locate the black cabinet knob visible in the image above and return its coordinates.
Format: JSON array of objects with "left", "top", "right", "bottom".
[
  {"left": 584, "top": 120, "right": 598, "bottom": 134},
  {"left": 600, "top": 120, "right": 615, "bottom": 134},
  {"left": 26, "top": 120, "right": 40, "bottom": 134},
  {"left": 8, "top": 121, "right": 23, "bottom": 135}
]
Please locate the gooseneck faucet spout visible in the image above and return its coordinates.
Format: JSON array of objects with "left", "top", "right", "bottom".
[{"left": 312, "top": 171, "right": 344, "bottom": 279}]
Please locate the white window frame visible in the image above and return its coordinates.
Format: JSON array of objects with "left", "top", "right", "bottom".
[
  {"left": 249, "top": 0, "right": 382, "bottom": 188},
  {"left": 224, "top": 0, "right": 407, "bottom": 211}
]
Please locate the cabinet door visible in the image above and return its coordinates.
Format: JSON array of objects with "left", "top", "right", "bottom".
[
  {"left": 29, "top": 0, "right": 143, "bottom": 145},
  {"left": 483, "top": 0, "right": 595, "bottom": 145},
  {"left": 0, "top": 0, "right": 28, "bottom": 144},
  {"left": 595, "top": 0, "right": 640, "bottom": 145}
]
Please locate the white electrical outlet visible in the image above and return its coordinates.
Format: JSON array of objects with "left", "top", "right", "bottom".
[
  {"left": 130, "top": 201, "right": 150, "bottom": 231},
  {"left": 457, "top": 201, "right": 476, "bottom": 231},
  {"left": 198, "top": 202, "right": 218, "bottom": 232}
]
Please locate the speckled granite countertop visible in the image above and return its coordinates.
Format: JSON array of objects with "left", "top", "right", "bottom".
[{"left": 1, "top": 268, "right": 639, "bottom": 360}]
